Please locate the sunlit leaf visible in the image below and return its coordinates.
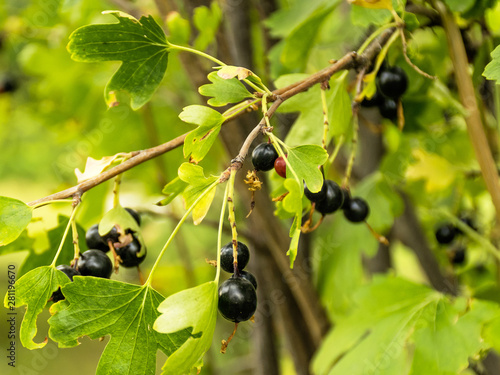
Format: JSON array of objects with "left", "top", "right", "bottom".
[
  {"left": 4, "top": 266, "right": 70, "bottom": 349},
  {"left": 74, "top": 155, "right": 121, "bottom": 183},
  {"left": 348, "top": 0, "right": 393, "bottom": 10},
  {"left": 193, "top": 3, "right": 222, "bottom": 51},
  {"left": 178, "top": 163, "right": 218, "bottom": 225},
  {"left": 157, "top": 177, "right": 188, "bottom": 206},
  {"left": 199, "top": 71, "right": 253, "bottom": 107},
  {"left": 483, "top": 44, "right": 500, "bottom": 83},
  {"left": 154, "top": 281, "right": 217, "bottom": 374},
  {"left": 0, "top": 196, "right": 33, "bottom": 246},
  {"left": 180, "top": 105, "right": 226, "bottom": 163},
  {"left": 286, "top": 145, "right": 328, "bottom": 193},
  {"left": 67, "top": 11, "right": 169, "bottom": 109}
]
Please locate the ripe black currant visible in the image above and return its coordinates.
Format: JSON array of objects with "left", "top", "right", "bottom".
[
  {"left": 377, "top": 66, "right": 408, "bottom": 99},
  {"left": 315, "top": 180, "right": 344, "bottom": 215},
  {"left": 379, "top": 98, "right": 398, "bottom": 121},
  {"left": 85, "top": 224, "right": 109, "bottom": 252},
  {"left": 101, "top": 226, "right": 120, "bottom": 245},
  {"left": 435, "top": 223, "right": 456, "bottom": 244},
  {"left": 343, "top": 197, "right": 369, "bottom": 222},
  {"left": 361, "top": 90, "right": 383, "bottom": 108},
  {"left": 274, "top": 156, "right": 287, "bottom": 178},
  {"left": 252, "top": 143, "right": 279, "bottom": 171},
  {"left": 77, "top": 250, "right": 113, "bottom": 278},
  {"left": 233, "top": 271, "right": 257, "bottom": 290},
  {"left": 125, "top": 207, "right": 141, "bottom": 226},
  {"left": 450, "top": 246, "right": 466, "bottom": 265},
  {"left": 116, "top": 237, "right": 146, "bottom": 268},
  {"left": 218, "top": 277, "right": 257, "bottom": 323},
  {"left": 304, "top": 181, "right": 327, "bottom": 203},
  {"left": 52, "top": 265, "right": 80, "bottom": 302},
  {"left": 340, "top": 187, "right": 351, "bottom": 210},
  {"left": 220, "top": 241, "right": 250, "bottom": 273}
]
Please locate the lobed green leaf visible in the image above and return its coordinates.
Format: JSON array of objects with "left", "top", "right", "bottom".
[
  {"left": 483, "top": 45, "right": 500, "bottom": 83},
  {"left": 199, "top": 71, "right": 253, "bottom": 107},
  {"left": 67, "top": 11, "right": 169, "bottom": 109},
  {"left": 49, "top": 277, "right": 192, "bottom": 374},
  {"left": 154, "top": 281, "right": 218, "bottom": 374}
]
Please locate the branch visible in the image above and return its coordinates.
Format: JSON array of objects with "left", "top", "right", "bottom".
[{"left": 28, "top": 27, "right": 396, "bottom": 207}]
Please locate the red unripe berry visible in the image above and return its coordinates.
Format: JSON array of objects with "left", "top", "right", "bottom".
[{"left": 274, "top": 156, "right": 287, "bottom": 178}]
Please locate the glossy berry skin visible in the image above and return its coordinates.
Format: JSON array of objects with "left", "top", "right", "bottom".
[
  {"left": 340, "top": 188, "right": 351, "bottom": 210},
  {"left": 218, "top": 277, "right": 257, "bottom": 323},
  {"left": 304, "top": 181, "right": 327, "bottom": 203},
  {"left": 343, "top": 197, "right": 370, "bottom": 222},
  {"left": 85, "top": 224, "right": 109, "bottom": 252},
  {"left": 252, "top": 143, "right": 279, "bottom": 171},
  {"left": 274, "top": 156, "right": 287, "bottom": 178},
  {"left": 125, "top": 207, "right": 141, "bottom": 226},
  {"left": 77, "top": 250, "right": 113, "bottom": 278},
  {"left": 101, "top": 226, "right": 120, "bottom": 245},
  {"left": 220, "top": 241, "right": 250, "bottom": 273},
  {"left": 116, "top": 237, "right": 146, "bottom": 268},
  {"left": 379, "top": 98, "right": 398, "bottom": 121},
  {"left": 435, "top": 224, "right": 456, "bottom": 244},
  {"left": 315, "top": 180, "right": 344, "bottom": 215},
  {"left": 52, "top": 265, "right": 80, "bottom": 302},
  {"left": 377, "top": 66, "right": 408, "bottom": 99},
  {"left": 450, "top": 246, "right": 466, "bottom": 265},
  {"left": 233, "top": 271, "right": 258, "bottom": 290}
]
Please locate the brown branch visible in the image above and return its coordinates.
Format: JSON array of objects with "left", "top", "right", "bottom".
[{"left": 27, "top": 27, "right": 396, "bottom": 207}]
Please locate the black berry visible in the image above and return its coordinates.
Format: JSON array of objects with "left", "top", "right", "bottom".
[
  {"left": 304, "top": 181, "right": 327, "bottom": 203},
  {"left": 116, "top": 237, "right": 146, "bottom": 268},
  {"left": 343, "top": 197, "right": 370, "bottom": 222},
  {"left": 274, "top": 156, "right": 287, "bottom": 178},
  {"left": 85, "top": 224, "right": 109, "bottom": 252},
  {"left": 125, "top": 207, "right": 141, "bottom": 226},
  {"left": 379, "top": 98, "right": 398, "bottom": 121},
  {"left": 52, "top": 265, "right": 80, "bottom": 302},
  {"left": 252, "top": 143, "right": 279, "bottom": 171},
  {"left": 361, "top": 90, "right": 383, "bottom": 108},
  {"left": 220, "top": 241, "right": 250, "bottom": 273},
  {"left": 101, "top": 226, "right": 120, "bottom": 245},
  {"left": 340, "top": 188, "right": 351, "bottom": 210},
  {"left": 315, "top": 180, "right": 344, "bottom": 215},
  {"left": 218, "top": 277, "right": 257, "bottom": 323},
  {"left": 450, "top": 246, "right": 466, "bottom": 265},
  {"left": 0, "top": 77, "right": 18, "bottom": 94},
  {"left": 435, "top": 224, "right": 456, "bottom": 244},
  {"left": 77, "top": 250, "right": 113, "bottom": 278},
  {"left": 233, "top": 271, "right": 257, "bottom": 290},
  {"left": 377, "top": 66, "right": 408, "bottom": 99}
]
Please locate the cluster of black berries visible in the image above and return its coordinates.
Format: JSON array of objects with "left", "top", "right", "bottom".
[
  {"left": 218, "top": 241, "right": 257, "bottom": 323},
  {"left": 435, "top": 216, "right": 476, "bottom": 265},
  {"left": 85, "top": 208, "right": 146, "bottom": 268},
  {"left": 252, "top": 143, "right": 370, "bottom": 223},
  {"left": 51, "top": 208, "right": 145, "bottom": 302},
  {"left": 362, "top": 66, "right": 408, "bottom": 121}
]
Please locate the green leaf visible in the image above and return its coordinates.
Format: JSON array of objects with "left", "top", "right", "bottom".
[
  {"left": 180, "top": 105, "right": 225, "bottom": 163},
  {"left": 4, "top": 266, "right": 71, "bottom": 349},
  {"left": 193, "top": 3, "right": 222, "bottom": 51},
  {"left": 154, "top": 282, "right": 217, "bottom": 374},
  {"left": 483, "top": 314, "right": 500, "bottom": 352},
  {"left": 281, "top": 179, "right": 304, "bottom": 268},
  {"left": 98, "top": 205, "right": 140, "bottom": 237},
  {"left": 483, "top": 45, "right": 500, "bottom": 83},
  {"left": 166, "top": 11, "right": 191, "bottom": 45},
  {"left": 443, "top": 0, "right": 475, "bottom": 13},
  {"left": 276, "top": 73, "right": 351, "bottom": 146},
  {"left": 350, "top": 4, "right": 392, "bottom": 26},
  {"left": 0, "top": 196, "right": 33, "bottom": 246},
  {"left": 199, "top": 72, "right": 253, "bottom": 107},
  {"left": 286, "top": 145, "right": 328, "bottom": 193},
  {"left": 178, "top": 163, "right": 218, "bottom": 225},
  {"left": 312, "top": 276, "right": 498, "bottom": 375},
  {"left": 67, "top": 11, "right": 169, "bottom": 109},
  {"left": 0, "top": 230, "right": 33, "bottom": 256},
  {"left": 48, "top": 277, "right": 192, "bottom": 374},
  {"left": 280, "top": 5, "right": 335, "bottom": 71},
  {"left": 157, "top": 177, "right": 189, "bottom": 206}
]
